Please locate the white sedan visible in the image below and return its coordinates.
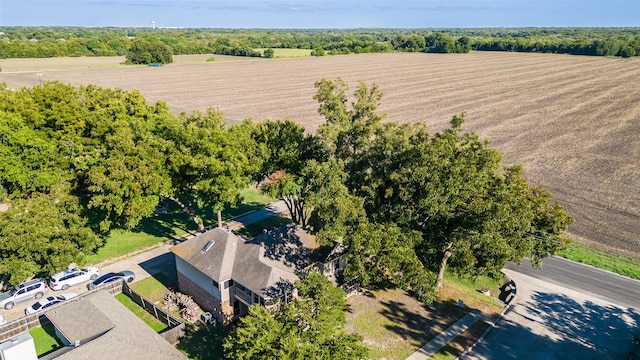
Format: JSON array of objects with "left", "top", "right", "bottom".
[
  {"left": 49, "top": 267, "right": 100, "bottom": 291},
  {"left": 24, "top": 293, "right": 78, "bottom": 315}
]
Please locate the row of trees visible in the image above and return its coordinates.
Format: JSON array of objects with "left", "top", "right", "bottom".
[
  {"left": 256, "top": 79, "right": 573, "bottom": 301},
  {"left": 0, "top": 79, "right": 572, "bottom": 302},
  {"left": 474, "top": 36, "right": 640, "bottom": 57},
  {"left": 1, "top": 78, "right": 572, "bottom": 357},
  {"left": 2, "top": 27, "right": 638, "bottom": 59},
  {"left": 0, "top": 82, "right": 259, "bottom": 283}
]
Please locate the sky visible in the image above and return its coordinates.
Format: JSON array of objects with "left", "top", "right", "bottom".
[{"left": 0, "top": 0, "right": 638, "bottom": 29}]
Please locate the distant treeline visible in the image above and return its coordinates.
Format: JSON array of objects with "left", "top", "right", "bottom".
[{"left": 0, "top": 27, "right": 639, "bottom": 59}]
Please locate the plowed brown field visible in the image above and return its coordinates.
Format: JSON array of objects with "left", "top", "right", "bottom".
[{"left": 1, "top": 52, "right": 639, "bottom": 257}]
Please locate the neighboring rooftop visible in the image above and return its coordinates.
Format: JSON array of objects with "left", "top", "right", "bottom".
[{"left": 45, "top": 290, "right": 186, "bottom": 360}]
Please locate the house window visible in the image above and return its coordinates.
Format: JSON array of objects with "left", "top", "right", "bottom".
[
  {"left": 253, "top": 294, "right": 260, "bottom": 304},
  {"left": 213, "top": 281, "right": 219, "bottom": 289},
  {"left": 224, "top": 279, "right": 234, "bottom": 289}
]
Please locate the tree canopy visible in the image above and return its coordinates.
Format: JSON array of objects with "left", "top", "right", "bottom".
[
  {"left": 126, "top": 38, "right": 173, "bottom": 64},
  {"left": 2, "top": 27, "right": 638, "bottom": 59},
  {"left": 223, "top": 272, "right": 368, "bottom": 360},
  {"left": 277, "top": 79, "right": 574, "bottom": 300},
  {"left": 0, "top": 77, "right": 572, "bottom": 299},
  {"left": 0, "top": 82, "right": 257, "bottom": 284}
]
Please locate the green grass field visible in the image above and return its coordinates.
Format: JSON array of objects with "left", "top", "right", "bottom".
[
  {"left": 30, "top": 322, "right": 63, "bottom": 357},
  {"left": 115, "top": 293, "right": 167, "bottom": 332},
  {"left": 86, "top": 186, "right": 275, "bottom": 265},
  {"left": 256, "top": 48, "right": 313, "bottom": 58},
  {"left": 558, "top": 242, "right": 640, "bottom": 280},
  {"left": 130, "top": 273, "right": 177, "bottom": 303}
]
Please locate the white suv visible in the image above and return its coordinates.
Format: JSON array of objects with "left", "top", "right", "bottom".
[
  {"left": 0, "top": 279, "right": 49, "bottom": 310},
  {"left": 49, "top": 267, "right": 100, "bottom": 291}
]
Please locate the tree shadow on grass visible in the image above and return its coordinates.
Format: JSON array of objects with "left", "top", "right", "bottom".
[
  {"left": 139, "top": 252, "right": 178, "bottom": 284},
  {"left": 134, "top": 203, "right": 200, "bottom": 239},
  {"left": 379, "top": 296, "right": 468, "bottom": 346},
  {"left": 176, "top": 323, "right": 233, "bottom": 360}
]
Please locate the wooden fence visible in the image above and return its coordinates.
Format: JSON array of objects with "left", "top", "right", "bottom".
[
  {"left": 121, "top": 282, "right": 185, "bottom": 344},
  {"left": 0, "top": 280, "right": 184, "bottom": 345}
]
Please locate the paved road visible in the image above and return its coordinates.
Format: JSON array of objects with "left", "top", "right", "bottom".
[
  {"left": 0, "top": 242, "right": 175, "bottom": 323},
  {"left": 462, "top": 269, "right": 640, "bottom": 360},
  {"left": 462, "top": 258, "right": 640, "bottom": 359},
  {"left": 506, "top": 256, "right": 640, "bottom": 310},
  {"left": 226, "top": 200, "right": 288, "bottom": 230}
]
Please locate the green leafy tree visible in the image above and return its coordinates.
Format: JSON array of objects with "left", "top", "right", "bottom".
[
  {"left": 304, "top": 159, "right": 366, "bottom": 244},
  {"left": 250, "top": 119, "right": 322, "bottom": 182},
  {"left": 158, "top": 109, "right": 257, "bottom": 230},
  {"left": 85, "top": 117, "right": 172, "bottom": 231},
  {"left": 365, "top": 114, "right": 573, "bottom": 288},
  {"left": 456, "top": 36, "right": 472, "bottom": 53},
  {"left": 262, "top": 170, "right": 307, "bottom": 226},
  {"left": 253, "top": 120, "right": 324, "bottom": 227},
  {"left": 0, "top": 111, "right": 64, "bottom": 198},
  {"left": 224, "top": 272, "right": 368, "bottom": 360},
  {"left": 263, "top": 48, "right": 275, "bottom": 58},
  {"left": 345, "top": 222, "right": 437, "bottom": 302},
  {"left": 425, "top": 32, "right": 456, "bottom": 53},
  {"left": 126, "top": 38, "right": 173, "bottom": 64},
  {"left": 314, "top": 78, "right": 385, "bottom": 190},
  {"left": 0, "top": 183, "right": 101, "bottom": 285}
]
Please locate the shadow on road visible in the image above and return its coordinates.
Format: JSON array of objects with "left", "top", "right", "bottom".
[{"left": 522, "top": 291, "right": 640, "bottom": 359}]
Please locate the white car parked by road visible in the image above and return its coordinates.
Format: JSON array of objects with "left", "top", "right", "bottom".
[
  {"left": 24, "top": 293, "right": 78, "bottom": 316},
  {"left": 49, "top": 267, "right": 99, "bottom": 291}
]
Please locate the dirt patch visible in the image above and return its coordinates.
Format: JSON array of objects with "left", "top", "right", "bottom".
[{"left": 345, "top": 288, "right": 470, "bottom": 359}]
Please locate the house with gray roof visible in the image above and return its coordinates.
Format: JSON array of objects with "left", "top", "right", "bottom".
[
  {"left": 43, "top": 290, "right": 186, "bottom": 360},
  {"left": 171, "top": 224, "right": 346, "bottom": 324}
]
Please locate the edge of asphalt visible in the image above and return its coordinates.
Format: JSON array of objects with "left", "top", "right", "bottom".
[{"left": 455, "top": 274, "right": 518, "bottom": 360}]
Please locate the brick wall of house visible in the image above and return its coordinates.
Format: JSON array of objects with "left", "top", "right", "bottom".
[{"left": 177, "top": 271, "right": 223, "bottom": 321}]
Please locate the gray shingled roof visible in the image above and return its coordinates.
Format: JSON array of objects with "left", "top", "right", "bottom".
[
  {"left": 45, "top": 297, "right": 114, "bottom": 345},
  {"left": 171, "top": 228, "right": 238, "bottom": 282},
  {"left": 47, "top": 291, "right": 186, "bottom": 360},
  {"left": 173, "top": 225, "right": 327, "bottom": 298}
]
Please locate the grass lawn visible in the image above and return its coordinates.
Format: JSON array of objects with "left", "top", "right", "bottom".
[
  {"left": 558, "top": 242, "right": 640, "bottom": 280},
  {"left": 30, "top": 322, "right": 63, "bottom": 357},
  {"left": 86, "top": 186, "right": 275, "bottom": 265},
  {"left": 235, "top": 215, "right": 292, "bottom": 238},
  {"left": 130, "top": 272, "right": 177, "bottom": 304},
  {"left": 345, "top": 276, "right": 503, "bottom": 360},
  {"left": 177, "top": 323, "right": 233, "bottom": 360},
  {"left": 115, "top": 293, "right": 167, "bottom": 332},
  {"left": 256, "top": 48, "right": 313, "bottom": 58},
  {"left": 440, "top": 273, "right": 503, "bottom": 315}
]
